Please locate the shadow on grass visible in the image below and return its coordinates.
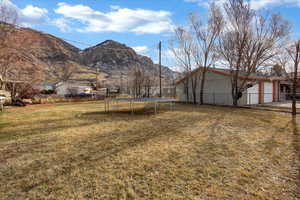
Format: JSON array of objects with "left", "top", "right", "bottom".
[
  {"left": 0, "top": 118, "right": 102, "bottom": 142},
  {"left": 77, "top": 104, "right": 175, "bottom": 123},
  {"left": 17, "top": 111, "right": 211, "bottom": 193},
  {"left": 81, "top": 108, "right": 168, "bottom": 117},
  {"left": 0, "top": 107, "right": 171, "bottom": 142},
  {"left": 2, "top": 104, "right": 289, "bottom": 197}
]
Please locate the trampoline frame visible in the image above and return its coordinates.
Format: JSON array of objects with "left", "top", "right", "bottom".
[{"left": 104, "top": 97, "right": 177, "bottom": 114}]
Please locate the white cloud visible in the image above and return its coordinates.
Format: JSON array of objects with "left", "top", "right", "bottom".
[
  {"left": 54, "top": 2, "right": 174, "bottom": 34},
  {"left": 132, "top": 46, "right": 149, "bottom": 55},
  {"left": 132, "top": 21, "right": 174, "bottom": 35},
  {"left": 52, "top": 18, "right": 71, "bottom": 32},
  {"left": 19, "top": 5, "right": 48, "bottom": 27},
  {"left": 160, "top": 48, "right": 182, "bottom": 71},
  {"left": 0, "top": 0, "right": 48, "bottom": 27}
]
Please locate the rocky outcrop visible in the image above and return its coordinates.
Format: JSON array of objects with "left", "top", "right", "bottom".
[{"left": 80, "top": 40, "right": 177, "bottom": 78}]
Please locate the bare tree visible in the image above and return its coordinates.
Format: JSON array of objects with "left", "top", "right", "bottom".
[
  {"left": 42, "top": 34, "right": 86, "bottom": 91},
  {"left": 0, "top": 0, "right": 18, "bottom": 24},
  {"left": 189, "top": 3, "right": 224, "bottom": 104},
  {"left": 44, "top": 60, "right": 81, "bottom": 90},
  {"left": 129, "top": 65, "right": 145, "bottom": 98},
  {"left": 170, "top": 3, "right": 223, "bottom": 104},
  {"left": 285, "top": 40, "right": 300, "bottom": 115},
  {"left": 170, "top": 27, "right": 197, "bottom": 103},
  {"left": 0, "top": 2, "right": 43, "bottom": 103},
  {"left": 0, "top": 47, "right": 43, "bottom": 102},
  {"left": 0, "top": 1, "right": 18, "bottom": 87},
  {"left": 143, "top": 72, "right": 155, "bottom": 98},
  {"left": 218, "top": 0, "right": 290, "bottom": 106}
]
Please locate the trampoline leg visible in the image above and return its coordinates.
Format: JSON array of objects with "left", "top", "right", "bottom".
[
  {"left": 130, "top": 101, "right": 133, "bottom": 115},
  {"left": 154, "top": 102, "right": 157, "bottom": 114},
  {"left": 108, "top": 101, "right": 110, "bottom": 113},
  {"left": 104, "top": 100, "right": 106, "bottom": 112},
  {"left": 106, "top": 100, "right": 108, "bottom": 113}
]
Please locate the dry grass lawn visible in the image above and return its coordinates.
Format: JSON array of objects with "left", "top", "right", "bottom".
[{"left": 0, "top": 101, "right": 300, "bottom": 200}]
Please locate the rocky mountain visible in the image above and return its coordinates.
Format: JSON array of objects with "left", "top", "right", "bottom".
[
  {"left": 1, "top": 23, "right": 177, "bottom": 86},
  {"left": 0, "top": 22, "right": 96, "bottom": 83},
  {"left": 80, "top": 40, "right": 177, "bottom": 78},
  {"left": 0, "top": 24, "right": 79, "bottom": 63}
]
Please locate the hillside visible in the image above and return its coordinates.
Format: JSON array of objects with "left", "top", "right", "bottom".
[
  {"left": 80, "top": 40, "right": 176, "bottom": 78},
  {"left": 0, "top": 23, "right": 177, "bottom": 87},
  {"left": 0, "top": 22, "right": 96, "bottom": 84}
]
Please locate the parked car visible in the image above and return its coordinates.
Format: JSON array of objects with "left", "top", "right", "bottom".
[{"left": 65, "top": 93, "right": 95, "bottom": 98}]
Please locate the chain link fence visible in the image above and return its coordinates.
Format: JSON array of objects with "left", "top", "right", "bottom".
[{"left": 182, "top": 92, "right": 297, "bottom": 106}]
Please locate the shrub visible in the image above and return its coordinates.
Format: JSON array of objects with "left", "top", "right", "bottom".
[
  {"left": 40, "top": 89, "right": 56, "bottom": 95},
  {"left": 18, "top": 86, "right": 40, "bottom": 99}
]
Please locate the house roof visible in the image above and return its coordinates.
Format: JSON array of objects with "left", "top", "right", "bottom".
[
  {"left": 1, "top": 79, "right": 26, "bottom": 83},
  {"left": 176, "top": 67, "right": 287, "bottom": 85},
  {"left": 0, "top": 74, "right": 28, "bottom": 84}
]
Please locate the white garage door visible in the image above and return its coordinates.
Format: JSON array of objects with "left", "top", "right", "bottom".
[
  {"left": 247, "top": 84, "right": 259, "bottom": 105},
  {"left": 264, "top": 82, "right": 273, "bottom": 103}
]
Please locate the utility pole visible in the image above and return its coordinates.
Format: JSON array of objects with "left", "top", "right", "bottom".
[
  {"left": 159, "top": 41, "right": 162, "bottom": 97},
  {"left": 119, "top": 71, "right": 123, "bottom": 94},
  {"left": 95, "top": 68, "right": 99, "bottom": 89}
]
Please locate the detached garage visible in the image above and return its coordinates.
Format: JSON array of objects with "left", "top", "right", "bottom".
[
  {"left": 246, "top": 81, "right": 278, "bottom": 105},
  {"left": 247, "top": 84, "right": 259, "bottom": 105},
  {"left": 176, "top": 68, "right": 284, "bottom": 106},
  {"left": 264, "top": 82, "right": 273, "bottom": 103}
]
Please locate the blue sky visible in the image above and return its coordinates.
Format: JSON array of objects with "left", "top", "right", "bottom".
[{"left": 4, "top": 0, "right": 300, "bottom": 67}]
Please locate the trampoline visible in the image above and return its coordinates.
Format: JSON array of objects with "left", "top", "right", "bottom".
[{"left": 104, "top": 97, "right": 177, "bottom": 114}]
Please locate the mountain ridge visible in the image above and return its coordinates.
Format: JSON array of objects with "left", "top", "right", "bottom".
[
  {"left": 80, "top": 39, "right": 176, "bottom": 78},
  {"left": 0, "top": 23, "right": 177, "bottom": 87}
]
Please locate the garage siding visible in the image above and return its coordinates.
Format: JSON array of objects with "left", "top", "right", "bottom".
[
  {"left": 264, "top": 82, "right": 273, "bottom": 103},
  {"left": 176, "top": 70, "right": 282, "bottom": 106},
  {"left": 247, "top": 84, "right": 259, "bottom": 105},
  {"left": 176, "top": 71, "right": 247, "bottom": 105}
]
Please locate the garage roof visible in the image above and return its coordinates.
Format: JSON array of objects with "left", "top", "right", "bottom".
[{"left": 176, "top": 67, "right": 287, "bottom": 85}]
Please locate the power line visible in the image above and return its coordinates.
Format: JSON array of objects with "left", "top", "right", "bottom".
[
  {"left": 159, "top": 41, "right": 162, "bottom": 97},
  {"left": 59, "top": 38, "right": 93, "bottom": 47},
  {"left": 10, "top": 23, "right": 153, "bottom": 52},
  {"left": 8, "top": 22, "right": 176, "bottom": 66},
  {"left": 10, "top": 22, "right": 174, "bottom": 53}
]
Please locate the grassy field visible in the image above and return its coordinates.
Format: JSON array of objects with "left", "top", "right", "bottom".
[{"left": 0, "top": 102, "right": 300, "bottom": 200}]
